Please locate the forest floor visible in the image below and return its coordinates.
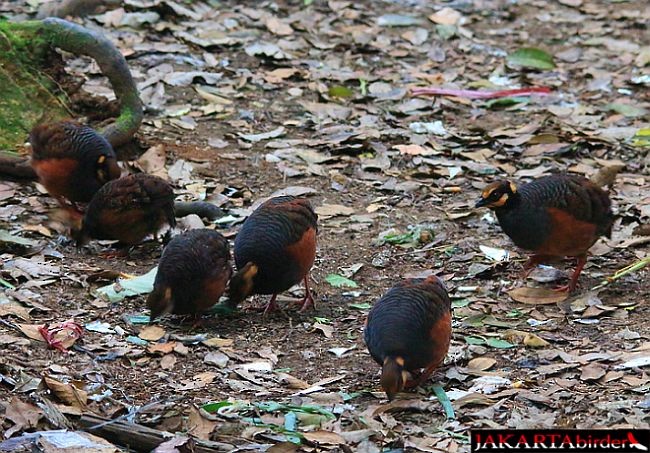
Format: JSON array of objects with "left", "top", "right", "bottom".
[{"left": 0, "top": 0, "right": 649, "bottom": 452}]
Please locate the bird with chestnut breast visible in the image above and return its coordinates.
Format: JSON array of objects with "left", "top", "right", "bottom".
[
  {"left": 364, "top": 275, "right": 452, "bottom": 401},
  {"left": 29, "top": 120, "right": 121, "bottom": 209},
  {"left": 228, "top": 195, "right": 318, "bottom": 315},
  {"left": 475, "top": 174, "right": 614, "bottom": 292},
  {"left": 67, "top": 173, "right": 175, "bottom": 250},
  {"left": 148, "top": 229, "right": 233, "bottom": 324}
]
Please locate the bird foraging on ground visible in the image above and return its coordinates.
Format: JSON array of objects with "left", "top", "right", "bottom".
[
  {"left": 475, "top": 174, "right": 614, "bottom": 292},
  {"left": 364, "top": 275, "right": 452, "bottom": 401},
  {"left": 68, "top": 173, "right": 175, "bottom": 247},
  {"left": 228, "top": 196, "right": 318, "bottom": 315},
  {"left": 147, "top": 229, "right": 233, "bottom": 323},
  {"left": 29, "top": 120, "right": 121, "bottom": 208}
]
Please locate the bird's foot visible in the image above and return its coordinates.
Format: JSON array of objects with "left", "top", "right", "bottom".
[
  {"left": 295, "top": 292, "right": 315, "bottom": 312},
  {"left": 262, "top": 297, "right": 280, "bottom": 316},
  {"left": 99, "top": 248, "right": 130, "bottom": 259},
  {"left": 552, "top": 283, "right": 575, "bottom": 293}
]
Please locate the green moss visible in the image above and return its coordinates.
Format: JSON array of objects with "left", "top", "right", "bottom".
[{"left": 0, "top": 20, "right": 70, "bottom": 151}]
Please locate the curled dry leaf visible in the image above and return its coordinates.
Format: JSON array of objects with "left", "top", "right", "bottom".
[
  {"left": 467, "top": 357, "right": 497, "bottom": 371},
  {"left": 43, "top": 376, "right": 88, "bottom": 410},
  {"left": 507, "top": 287, "right": 568, "bottom": 304},
  {"left": 3, "top": 397, "right": 43, "bottom": 438}
]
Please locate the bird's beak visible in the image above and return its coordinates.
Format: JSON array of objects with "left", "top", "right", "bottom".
[{"left": 475, "top": 198, "right": 488, "bottom": 208}]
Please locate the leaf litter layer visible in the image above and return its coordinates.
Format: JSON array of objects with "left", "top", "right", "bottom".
[{"left": 0, "top": 0, "right": 649, "bottom": 451}]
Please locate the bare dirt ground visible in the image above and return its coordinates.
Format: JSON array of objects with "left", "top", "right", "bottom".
[{"left": 0, "top": 0, "right": 649, "bottom": 451}]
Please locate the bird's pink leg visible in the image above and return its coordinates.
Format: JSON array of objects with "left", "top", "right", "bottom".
[
  {"left": 554, "top": 255, "right": 587, "bottom": 292},
  {"left": 521, "top": 254, "right": 555, "bottom": 279},
  {"left": 263, "top": 294, "right": 279, "bottom": 316},
  {"left": 297, "top": 275, "right": 315, "bottom": 312}
]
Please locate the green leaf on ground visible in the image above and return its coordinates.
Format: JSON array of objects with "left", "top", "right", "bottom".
[
  {"left": 507, "top": 47, "right": 556, "bottom": 70},
  {"left": 96, "top": 267, "right": 157, "bottom": 302},
  {"left": 325, "top": 274, "right": 359, "bottom": 288}
]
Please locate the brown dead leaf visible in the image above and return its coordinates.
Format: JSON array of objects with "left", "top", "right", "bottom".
[
  {"left": 201, "top": 337, "right": 233, "bottom": 348},
  {"left": 0, "top": 334, "right": 30, "bottom": 346},
  {"left": 148, "top": 341, "right": 177, "bottom": 355},
  {"left": 264, "top": 68, "right": 298, "bottom": 84},
  {"left": 152, "top": 436, "right": 197, "bottom": 453},
  {"left": 315, "top": 204, "right": 354, "bottom": 218},
  {"left": 508, "top": 287, "right": 568, "bottom": 304},
  {"left": 43, "top": 376, "right": 88, "bottom": 410},
  {"left": 186, "top": 406, "right": 217, "bottom": 440},
  {"left": 313, "top": 322, "right": 334, "bottom": 338},
  {"left": 139, "top": 325, "right": 166, "bottom": 341},
  {"left": 580, "top": 364, "right": 606, "bottom": 381},
  {"left": 136, "top": 145, "right": 168, "bottom": 180},
  {"left": 393, "top": 144, "right": 436, "bottom": 156},
  {"left": 303, "top": 430, "right": 345, "bottom": 445},
  {"left": 160, "top": 354, "right": 177, "bottom": 371},
  {"left": 467, "top": 357, "right": 496, "bottom": 371},
  {"left": 428, "top": 7, "right": 462, "bottom": 25},
  {"left": 276, "top": 372, "right": 310, "bottom": 390},
  {"left": 267, "top": 442, "right": 300, "bottom": 453},
  {"left": 3, "top": 396, "right": 43, "bottom": 438},
  {"left": 17, "top": 323, "right": 46, "bottom": 342},
  {"left": 265, "top": 16, "right": 293, "bottom": 36},
  {"left": 523, "top": 333, "right": 551, "bottom": 348},
  {"left": 0, "top": 301, "right": 31, "bottom": 320}
]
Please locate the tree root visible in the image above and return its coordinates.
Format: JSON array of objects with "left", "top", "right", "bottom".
[
  {"left": 174, "top": 201, "right": 226, "bottom": 221},
  {"left": 37, "top": 0, "right": 121, "bottom": 20}
]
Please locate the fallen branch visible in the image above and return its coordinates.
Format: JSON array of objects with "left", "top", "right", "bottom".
[
  {"left": 0, "top": 152, "right": 36, "bottom": 179},
  {"left": 74, "top": 413, "right": 234, "bottom": 452},
  {"left": 37, "top": 0, "right": 121, "bottom": 19},
  {"left": 410, "top": 86, "right": 551, "bottom": 99}
]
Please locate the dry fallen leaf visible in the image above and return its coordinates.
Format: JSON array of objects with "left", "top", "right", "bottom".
[
  {"left": 467, "top": 357, "right": 497, "bottom": 371},
  {"left": 265, "top": 16, "right": 293, "bottom": 36},
  {"left": 186, "top": 405, "right": 217, "bottom": 440},
  {"left": 428, "top": 7, "right": 462, "bottom": 25},
  {"left": 136, "top": 144, "right": 169, "bottom": 180},
  {"left": 508, "top": 287, "right": 568, "bottom": 304},
  {"left": 580, "top": 364, "right": 606, "bottom": 381},
  {"left": 43, "top": 376, "right": 88, "bottom": 410},
  {"left": 523, "top": 333, "right": 551, "bottom": 348},
  {"left": 139, "top": 325, "right": 166, "bottom": 341},
  {"left": 148, "top": 341, "right": 177, "bottom": 355},
  {"left": 2, "top": 396, "right": 43, "bottom": 438},
  {"left": 160, "top": 354, "right": 177, "bottom": 371},
  {"left": 303, "top": 430, "right": 346, "bottom": 445},
  {"left": 201, "top": 337, "right": 234, "bottom": 348},
  {"left": 315, "top": 204, "right": 354, "bottom": 218}
]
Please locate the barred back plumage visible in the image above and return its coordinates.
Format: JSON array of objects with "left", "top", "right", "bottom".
[
  {"left": 365, "top": 276, "right": 452, "bottom": 371},
  {"left": 148, "top": 229, "right": 232, "bottom": 320},
  {"left": 229, "top": 196, "right": 318, "bottom": 313},
  {"left": 79, "top": 173, "right": 175, "bottom": 245},
  {"left": 29, "top": 120, "right": 121, "bottom": 203}
]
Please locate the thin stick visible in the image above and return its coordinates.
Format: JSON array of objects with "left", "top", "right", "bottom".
[{"left": 591, "top": 257, "right": 650, "bottom": 291}]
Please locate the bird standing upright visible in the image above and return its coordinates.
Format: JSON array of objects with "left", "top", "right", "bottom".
[
  {"left": 364, "top": 275, "right": 452, "bottom": 401},
  {"left": 147, "top": 229, "right": 233, "bottom": 323},
  {"left": 29, "top": 120, "right": 121, "bottom": 207},
  {"left": 70, "top": 173, "right": 175, "bottom": 247},
  {"left": 475, "top": 174, "right": 614, "bottom": 292},
  {"left": 228, "top": 196, "right": 318, "bottom": 314}
]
